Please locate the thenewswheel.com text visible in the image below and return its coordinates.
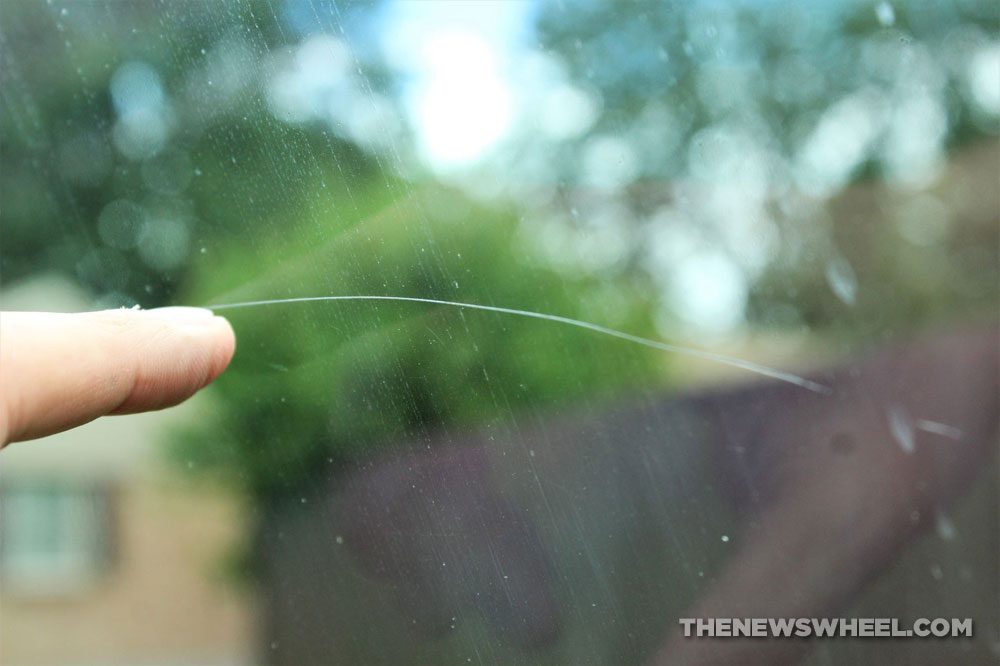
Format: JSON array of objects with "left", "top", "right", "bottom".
[{"left": 678, "top": 618, "right": 973, "bottom": 639}]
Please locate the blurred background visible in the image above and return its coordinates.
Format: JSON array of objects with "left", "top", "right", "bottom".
[{"left": 0, "top": 1, "right": 997, "bottom": 665}]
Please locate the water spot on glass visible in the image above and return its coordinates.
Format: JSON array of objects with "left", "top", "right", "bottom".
[
  {"left": 200, "top": 246, "right": 207, "bottom": 254},
  {"left": 935, "top": 508, "right": 957, "bottom": 541},
  {"left": 929, "top": 564, "right": 944, "bottom": 580},
  {"left": 887, "top": 404, "right": 915, "bottom": 454},
  {"left": 825, "top": 256, "right": 857, "bottom": 306},
  {"left": 720, "top": 535, "right": 730, "bottom": 543},
  {"left": 335, "top": 535, "right": 344, "bottom": 545}
]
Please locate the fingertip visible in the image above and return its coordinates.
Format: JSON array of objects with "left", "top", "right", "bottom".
[
  {"left": 1, "top": 307, "right": 239, "bottom": 444},
  {"left": 117, "top": 307, "right": 237, "bottom": 411},
  {"left": 105, "top": 306, "right": 237, "bottom": 383},
  {"left": 207, "top": 313, "right": 237, "bottom": 384}
]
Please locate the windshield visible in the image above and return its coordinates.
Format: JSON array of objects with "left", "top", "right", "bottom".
[{"left": 1, "top": 1, "right": 997, "bottom": 665}]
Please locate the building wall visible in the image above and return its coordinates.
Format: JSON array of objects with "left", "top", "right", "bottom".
[{"left": 1, "top": 475, "right": 253, "bottom": 666}]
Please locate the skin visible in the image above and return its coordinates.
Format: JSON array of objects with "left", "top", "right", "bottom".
[{"left": 0, "top": 307, "right": 235, "bottom": 446}]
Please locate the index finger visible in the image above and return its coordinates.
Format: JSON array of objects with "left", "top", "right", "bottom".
[{"left": 0, "top": 307, "right": 235, "bottom": 445}]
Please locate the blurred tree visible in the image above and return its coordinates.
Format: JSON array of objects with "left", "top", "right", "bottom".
[
  {"left": 0, "top": 0, "right": 382, "bottom": 304},
  {"left": 0, "top": 0, "right": 665, "bottom": 501},
  {"left": 527, "top": 0, "right": 998, "bottom": 338},
  {"left": 179, "top": 185, "right": 663, "bottom": 497}
]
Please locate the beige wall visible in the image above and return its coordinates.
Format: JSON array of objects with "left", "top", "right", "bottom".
[{"left": 0, "top": 476, "right": 254, "bottom": 666}]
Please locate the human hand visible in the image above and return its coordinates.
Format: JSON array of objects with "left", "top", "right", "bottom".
[{"left": 0, "top": 307, "right": 235, "bottom": 446}]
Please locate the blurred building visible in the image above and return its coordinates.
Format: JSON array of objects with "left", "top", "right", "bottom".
[
  {"left": 258, "top": 363, "right": 998, "bottom": 666},
  {"left": 0, "top": 276, "right": 253, "bottom": 666}
]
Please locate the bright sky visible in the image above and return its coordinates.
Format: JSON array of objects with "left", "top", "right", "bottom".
[
  {"left": 268, "top": 0, "right": 999, "bottom": 335},
  {"left": 378, "top": 0, "right": 534, "bottom": 169}
]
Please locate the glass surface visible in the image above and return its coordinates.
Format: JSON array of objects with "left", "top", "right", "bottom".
[{"left": 0, "top": 1, "right": 997, "bottom": 665}]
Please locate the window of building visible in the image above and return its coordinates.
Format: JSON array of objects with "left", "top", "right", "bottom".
[{"left": 0, "top": 482, "right": 112, "bottom": 595}]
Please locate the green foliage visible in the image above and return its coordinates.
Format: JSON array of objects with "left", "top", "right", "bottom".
[{"left": 178, "top": 185, "right": 665, "bottom": 497}]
